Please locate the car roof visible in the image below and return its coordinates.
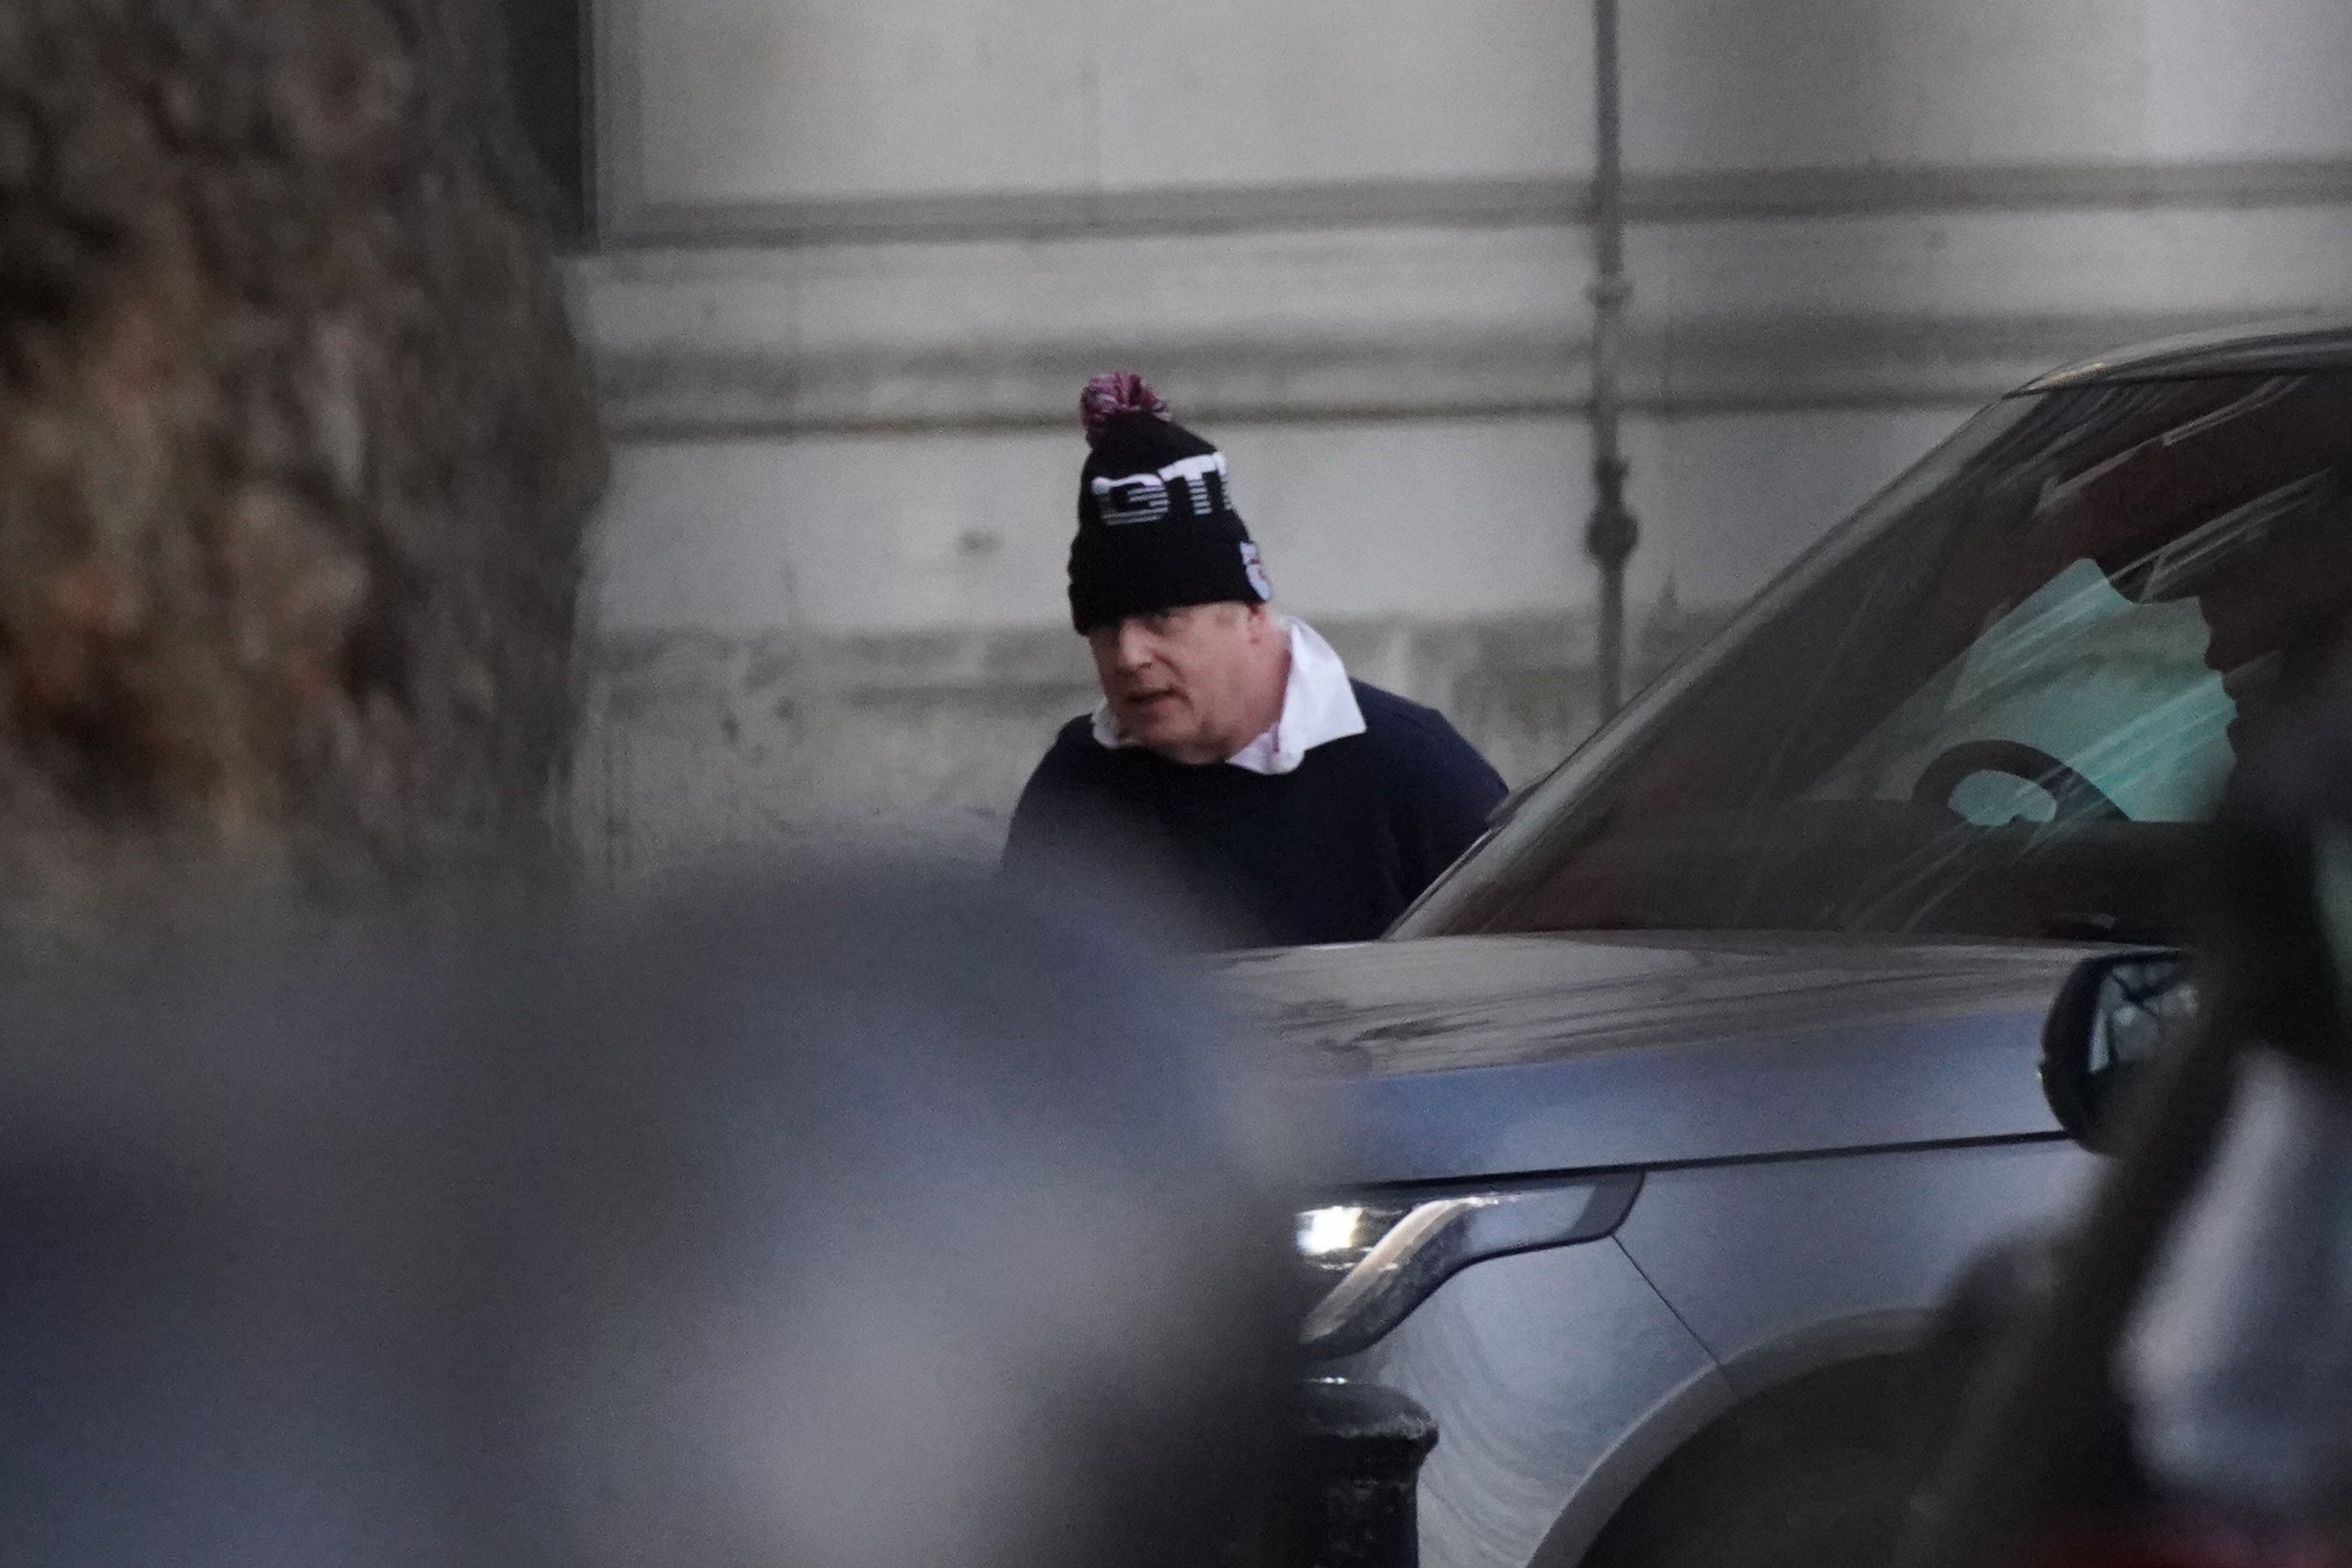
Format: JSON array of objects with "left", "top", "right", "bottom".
[{"left": 2016, "top": 316, "right": 2352, "bottom": 393}]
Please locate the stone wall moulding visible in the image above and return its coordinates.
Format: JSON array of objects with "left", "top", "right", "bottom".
[
  {"left": 581, "top": 189, "right": 2352, "bottom": 437},
  {"left": 588, "top": 2, "right": 2352, "bottom": 436},
  {"left": 593, "top": 0, "right": 2352, "bottom": 244},
  {"left": 596, "top": 160, "right": 2352, "bottom": 250},
  {"left": 595, "top": 311, "right": 2278, "bottom": 439}
]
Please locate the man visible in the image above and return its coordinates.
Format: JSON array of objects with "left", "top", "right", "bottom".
[{"left": 1004, "top": 373, "right": 1508, "bottom": 946}]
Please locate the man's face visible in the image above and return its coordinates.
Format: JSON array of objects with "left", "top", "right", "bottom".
[{"left": 1087, "top": 602, "right": 1282, "bottom": 765}]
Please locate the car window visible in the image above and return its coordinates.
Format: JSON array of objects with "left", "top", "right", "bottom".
[
  {"left": 1437, "top": 371, "right": 2352, "bottom": 943},
  {"left": 1808, "top": 556, "right": 2236, "bottom": 825}
]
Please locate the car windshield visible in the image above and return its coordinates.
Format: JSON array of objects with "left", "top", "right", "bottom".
[{"left": 1418, "top": 370, "right": 2352, "bottom": 943}]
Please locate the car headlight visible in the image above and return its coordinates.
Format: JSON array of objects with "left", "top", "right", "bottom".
[
  {"left": 1296, "top": 1200, "right": 1420, "bottom": 1275},
  {"left": 1293, "top": 1172, "right": 1642, "bottom": 1362}
]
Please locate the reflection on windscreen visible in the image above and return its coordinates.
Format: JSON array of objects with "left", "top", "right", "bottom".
[
  {"left": 1809, "top": 558, "right": 2236, "bottom": 826},
  {"left": 1484, "top": 372, "right": 2352, "bottom": 943}
]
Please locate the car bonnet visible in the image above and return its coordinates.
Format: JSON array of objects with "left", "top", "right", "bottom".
[{"left": 1220, "top": 934, "right": 2096, "bottom": 1185}]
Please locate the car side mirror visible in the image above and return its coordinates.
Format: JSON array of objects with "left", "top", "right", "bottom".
[{"left": 2040, "top": 950, "right": 2197, "bottom": 1153}]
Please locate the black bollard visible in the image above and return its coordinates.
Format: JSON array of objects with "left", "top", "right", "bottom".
[{"left": 1277, "top": 1379, "right": 1439, "bottom": 1568}]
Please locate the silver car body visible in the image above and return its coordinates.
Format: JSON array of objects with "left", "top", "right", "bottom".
[
  {"left": 1221, "top": 319, "right": 2352, "bottom": 1568},
  {"left": 1227, "top": 935, "right": 2098, "bottom": 1568}
]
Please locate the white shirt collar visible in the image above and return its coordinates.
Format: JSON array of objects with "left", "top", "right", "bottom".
[{"left": 1090, "top": 616, "right": 1367, "bottom": 774}]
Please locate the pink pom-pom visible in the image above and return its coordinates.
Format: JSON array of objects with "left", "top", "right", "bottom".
[{"left": 1080, "top": 372, "right": 1171, "bottom": 444}]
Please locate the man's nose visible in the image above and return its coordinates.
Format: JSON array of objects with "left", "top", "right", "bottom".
[{"left": 1112, "top": 620, "right": 1157, "bottom": 670}]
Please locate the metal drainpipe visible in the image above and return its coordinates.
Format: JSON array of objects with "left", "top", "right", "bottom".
[{"left": 1584, "top": 0, "right": 1639, "bottom": 718}]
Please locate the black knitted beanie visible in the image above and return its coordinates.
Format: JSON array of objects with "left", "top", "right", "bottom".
[{"left": 1068, "top": 374, "right": 1271, "bottom": 633}]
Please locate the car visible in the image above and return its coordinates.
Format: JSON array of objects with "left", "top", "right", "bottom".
[{"left": 1221, "top": 318, "right": 2352, "bottom": 1568}]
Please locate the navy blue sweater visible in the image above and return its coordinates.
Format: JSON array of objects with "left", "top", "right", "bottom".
[{"left": 1003, "top": 682, "right": 1508, "bottom": 947}]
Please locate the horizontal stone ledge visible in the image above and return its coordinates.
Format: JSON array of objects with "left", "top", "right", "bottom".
[
  {"left": 599, "top": 309, "right": 2254, "bottom": 438},
  {"left": 599, "top": 158, "right": 2352, "bottom": 249},
  {"left": 585, "top": 607, "right": 1726, "bottom": 706}
]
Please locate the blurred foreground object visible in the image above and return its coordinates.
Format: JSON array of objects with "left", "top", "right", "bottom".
[
  {"left": 2114, "top": 640, "right": 2352, "bottom": 1536},
  {"left": 2123, "top": 1050, "right": 2352, "bottom": 1522},
  {"left": 0, "top": 0, "right": 603, "bottom": 932},
  {"left": 0, "top": 872, "right": 1292, "bottom": 1567},
  {"left": 1900, "top": 631, "right": 2352, "bottom": 1568}
]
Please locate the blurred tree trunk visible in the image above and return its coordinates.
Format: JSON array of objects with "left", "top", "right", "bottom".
[{"left": 0, "top": 0, "right": 605, "bottom": 930}]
